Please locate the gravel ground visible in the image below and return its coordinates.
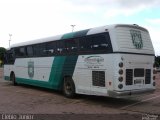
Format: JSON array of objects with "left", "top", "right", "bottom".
[{"left": 0, "top": 68, "right": 159, "bottom": 120}]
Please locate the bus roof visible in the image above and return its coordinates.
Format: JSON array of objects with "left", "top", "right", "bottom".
[{"left": 10, "top": 24, "right": 148, "bottom": 48}]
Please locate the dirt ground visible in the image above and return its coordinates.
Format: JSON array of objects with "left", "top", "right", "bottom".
[{"left": 0, "top": 68, "right": 159, "bottom": 120}]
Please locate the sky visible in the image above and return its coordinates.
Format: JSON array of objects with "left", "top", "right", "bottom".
[{"left": 0, "top": 0, "right": 160, "bottom": 55}]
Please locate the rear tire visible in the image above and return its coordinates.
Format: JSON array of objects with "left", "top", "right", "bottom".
[
  {"left": 10, "top": 73, "right": 17, "bottom": 86},
  {"left": 63, "top": 77, "right": 75, "bottom": 98}
]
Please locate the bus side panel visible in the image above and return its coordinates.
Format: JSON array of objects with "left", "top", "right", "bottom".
[
  {"left": 73, "top": 54, "right": 117, "bottom": 96},
  {"left": 4, "top": 65, "right": 14, "bottom": 81},
  {"left": 13, "top": 56, "right": 78, "bottom": 90},
  {"left": 14, "top": 57, "right": 54, "bottom": 89}
]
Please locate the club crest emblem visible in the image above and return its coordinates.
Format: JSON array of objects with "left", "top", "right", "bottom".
[
  {"left": 130, "top": 30, "right": 143, "bottom": 49},
  {"left": 28, "top": 61, "right": 34, "bottom": 78}
]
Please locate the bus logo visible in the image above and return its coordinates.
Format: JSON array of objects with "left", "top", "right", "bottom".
[
  {"left": 84, "top": 56, "right": 104, "bottom": 64},
  {"left": 130, "top": 30, "right": 143, "bottom": 49},
  {"left": 28, "top": 61, "right": 34, "bottom": 78}
]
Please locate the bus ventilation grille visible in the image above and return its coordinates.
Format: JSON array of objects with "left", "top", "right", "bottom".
[
  {"left": 92, "top": 71, "right": 105, "bottom": 87},
  {"left": 134, "top": 68, "right": 144, "bottom": 77},
  {"left": 145, "top": 69, "right": 151, "bottom": 84},
  {"left": 126, "top": 69, "right": 133, "bottom": 85}
]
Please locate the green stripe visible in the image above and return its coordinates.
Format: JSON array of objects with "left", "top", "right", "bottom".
[
  {"left": 48, "top": 32, "right": 76, "bottom": 90},
  {"left": 4, "top": 76, "right": 10, "bottom": 81},
  {"left": 49, "top": 56, "right": 66, "bottom": 89},
  {"left": 49, "top": 30, "right": 90, "bottom": 90},
  {"left": 16, "top": 78, "right": 53, "bottom": 89}
]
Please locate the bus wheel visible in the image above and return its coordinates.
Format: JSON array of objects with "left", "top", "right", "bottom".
[
  {"left": 10, "top": 73, "right": 17, "bottom": 86},
  {"left": 63, "top": 77, "right": 75, "bottom": 98}
]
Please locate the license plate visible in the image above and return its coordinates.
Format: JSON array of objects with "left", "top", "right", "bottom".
[{"left": 134, "top": 79, "right": 143, "bottom": 84}]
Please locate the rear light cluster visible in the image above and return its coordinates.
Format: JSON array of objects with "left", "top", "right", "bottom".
[{"left": 118, "top": 62, "right": 124, "bottom": 89}]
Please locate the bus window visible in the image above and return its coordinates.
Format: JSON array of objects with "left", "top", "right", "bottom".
[
  {"left": 65, "top": 39, "right": 78, "bottom": 54},
  {"left": 45, "top": 41, "right": 57, "bottom": 55},
  {"left": 92, "top": 34, "right": 109, "bottom": 51},
  {"left": 79, "top": 37, "right": 92, "bottom": 53},
  {"left": 26, "top": 46, "right": 34, "bottom": 57},
  {"left": 4, "top": 50, "right": 15, "bottom": 64},
  {"left": 57, "top": 41, "right": 65, "bottom": 54},
  {"left": 33, "top": 44, "right": 46, "bottom": 57},
  {"left": 14, "top": 47, "right": 26, "bottom": 57}
]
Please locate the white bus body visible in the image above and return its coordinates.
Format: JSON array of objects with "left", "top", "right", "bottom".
[{"left": 4, "top": 24, "right": 156, "bottom": 98}]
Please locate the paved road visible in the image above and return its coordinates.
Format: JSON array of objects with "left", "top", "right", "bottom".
[{"left": 0, "top": 68, "right": 159, "bottom": 120}]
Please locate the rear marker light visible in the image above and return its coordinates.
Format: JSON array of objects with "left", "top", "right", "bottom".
[
  {"left": 153, "top": 76, "right": 156, "bottom": 80},
  {"left": 153, "top": 69, "right": 157, "bottom": 74},
  {"left": 153, "top": 82, "right": 156, "bottom": 86},
  {"left": 119, "top": 69, "right": 123, "bottom": 75},
  {"left": 118, "top": 76, "right": 123, "bottom": 82},
  {"left": 119, "top": 62, "right": 123, "bottom": 68},
  {"left": 118, "top": 84, "right": 123, "bottom": 89}
]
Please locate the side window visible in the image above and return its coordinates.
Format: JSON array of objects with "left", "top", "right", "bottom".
[
  {"left": 45, "top": 41, "right": 57, "bottom": 55},
  {"left": 20, "top": 47, "right": 26, "bottom": 56},
  {"left": 33, "top": 44, "right": 46, "bottom": 56},
  {"left": 78, "top": 32, "right": 112, "bottom": 54},
  {"left": 92, "top": 34, "right": 109, "bottom": 51},
  {"left": 4, "top": 50, "right": 15, "bottom": 64},
  {"left": 57, "top": 41, "right": 65, "bottom": 54},
  {"left": 79, "top": 37, "right": 92, "bottom": 53},
  {"left": 14, "top": 47, "right": 26, "bottom": 57},
  {"left": 65, "top": 39, "right": 78, "bottom": 54},
  {"left": 26, "top": 46, "right": 34, "bottom": 57},
  {"left": 105, "top": 32, "right": 112, "bottom": 52},
  {"left": 14, "top": 48, "right": 20, "bottom": 57}
]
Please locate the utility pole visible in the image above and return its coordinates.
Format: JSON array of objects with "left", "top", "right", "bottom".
[
  {"left": 9, "top": 34, "right": 12, "bottom": 48},
  {"left": 71, "top": 25, "right": 76, "bottom": 32}
]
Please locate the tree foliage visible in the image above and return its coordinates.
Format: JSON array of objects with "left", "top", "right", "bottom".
[
  {"left": 0, "top": 47, "right": 6, "bottom": 61},
  {"left": 155, "top": 56, "right": 160, "bottom": 67}
]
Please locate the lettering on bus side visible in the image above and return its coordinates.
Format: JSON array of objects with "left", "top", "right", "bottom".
[
  {"left": 84, "top": 56, "right": 104, "bottom": 64},
  {"left": 84, "top": 56, "right": 104, "bottom": 69}
]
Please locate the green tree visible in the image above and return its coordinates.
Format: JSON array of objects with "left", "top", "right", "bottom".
[
  {"left": 0, "top": 47, "right": 6, "bottom": 66},
  {"left": 155, "top": 56, "right": 160, "bottom": 67}
]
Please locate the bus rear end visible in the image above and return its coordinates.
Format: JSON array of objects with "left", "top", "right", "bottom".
[{"left": 108, "top": 24, "right": 156, "bottom": 97}]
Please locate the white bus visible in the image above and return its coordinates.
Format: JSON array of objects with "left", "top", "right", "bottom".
[{"left": 4, "top": 24, "right": 156, "bottom": 98}]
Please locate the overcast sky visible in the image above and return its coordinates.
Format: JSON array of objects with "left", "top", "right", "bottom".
[{"left": 0, "top": 0, "right": 160, "bottom": 55}]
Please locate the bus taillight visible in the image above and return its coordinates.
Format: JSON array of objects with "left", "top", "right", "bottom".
[
  {"left": 119, "top": 62, "right": 123, "bottom": 68},
  {"left": 118, "top": 76, "right": 123, "bottom": 82}
]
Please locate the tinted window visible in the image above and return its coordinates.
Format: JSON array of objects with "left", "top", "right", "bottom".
[
  {"left": 14, "top": 47, "right": 26, "bottom": 57},
  {"left": 79, "top": 37, "right": 92, "bottom": 52},
  {"left": 92, "top": 33, "right": 111, "bottom": 51},
  {"left": 26, "top": 46, "right": 33, "bottom": 56},
  {"left": 4, "top": 50, "right": 15, "bottom": 64},
  {"left": 11, "top": 32, "right": 113, "bottom": 57},
  {"left": 79, "top": 32, "right": 112, "bottom": 54},
  {"left": 33, "top": 44, "right": 46, "bottom": 56},
  {"left": 65, "top": 39, "right": 78, "bottom": 54},
  {"left": 104, "top": 32, "right": 112, "bottom": 52},
  {"left": 45, "top": 42, "right": 57, "bottom": 55},
  {"left": 57, "top": 41, "right": 65, "bottom": 54}
]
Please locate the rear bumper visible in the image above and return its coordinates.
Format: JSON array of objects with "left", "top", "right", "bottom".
[{"left": 108, "top": 88, "right": 155, "bottom": 98}]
